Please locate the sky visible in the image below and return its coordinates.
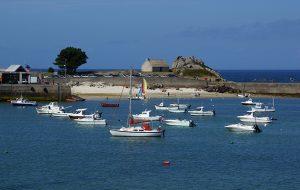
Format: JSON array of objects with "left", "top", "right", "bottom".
[{"left": 0, "top": 0, "right": 300, "bottom": 70}]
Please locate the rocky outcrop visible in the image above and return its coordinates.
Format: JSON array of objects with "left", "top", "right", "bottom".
[
  {"left": 172, "top": 56, "right": 223, "bottom": 81},
  {"left": 205, "top": 85, "right": 238, "bottom": 93}
]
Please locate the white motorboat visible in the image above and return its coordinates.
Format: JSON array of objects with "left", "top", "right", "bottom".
[
  {"left": 74, "top": 112, "right": 106, "bottom": 125},
  {"left": 247, "top": 103, "right": 275, "bottom": 113},
  {"left": 188, "top": 106, "right": 215, "bottom": 116},
  {"left": 132, "top": 110, "right": 161, "bottom": 121},
  {"left": 51, "top": 112, "right": 73, "bottom": 117},
  {"left": 238, "top": 112, "right": 272, "bottom": 124},
  {"left": 169, "top": 109, "right": 186, "bottom": 113},
  {"left": 164, "top": 119, "right": 194, "bottom": 127},
  {"left": 11, "top": 96, "right": 37, "bottom": 106},
  {"left": 154, "top": 102, "right": 179, "bottom": 111},
  {"left": 110, "top": 69, "right": 165, "bottom": 137},
  {"left": 69, "top": 108, "right": 88, "bottom": 119},
  {"left": 225, "top": 123, "right": 261, "bottom": 132},
  {"left": 169, "top": 103, "right": 191, "bottom": 109},
  {"left": 241, "top": 98, "right": 257, "bottom": 106},
  {"left": 169, "top": 98, "right": 191, "bottom": 109},
  {"left": 36, "top": 102, "right": 65, "bottom": 114}
]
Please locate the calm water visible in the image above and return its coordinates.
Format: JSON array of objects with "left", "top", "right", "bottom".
[
  {"left": 1, "top": 98, "right": 300, "bottom": 190},
  {"left": 218, "top": 70, "right": 300, "bottom": 83}
]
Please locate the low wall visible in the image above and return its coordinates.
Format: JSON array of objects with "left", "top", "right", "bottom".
[
  {"left": 43, "top": 77, "right": 300, "bottom": 97},
  {"left": 225, "top": 82, "right": 300, "bottom": 97},
  {"left": 0, "top": 84, "right": 71, "bottom": 101},
  {"left": 48, "top": 77, "right": 209, "bottom": 88}
]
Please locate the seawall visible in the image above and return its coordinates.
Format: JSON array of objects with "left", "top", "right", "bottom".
[
  {"left": 47, "top": 77, "right": 300, "bottom": 97},
  {"left": 0, "top": 84, "right": 71, "bottom": 101},
  {"left": 3, "top": 78, "right": 298, "bottom": 101},
  {"left": 224, "top": 82, "right": 300, "bottom": 97}
]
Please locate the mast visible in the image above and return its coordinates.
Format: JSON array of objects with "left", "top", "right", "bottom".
[{"left": 129, "top": 69, "right": 132, "bottom": 125}]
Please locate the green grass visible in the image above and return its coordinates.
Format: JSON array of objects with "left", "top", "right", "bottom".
[{"left": 181, "top": 69, "right": 217, "bottom": 78}]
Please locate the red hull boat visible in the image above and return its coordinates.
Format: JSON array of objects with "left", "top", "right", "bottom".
[{"left": 100, "top": 103, "right": 119, "bottom": 107}]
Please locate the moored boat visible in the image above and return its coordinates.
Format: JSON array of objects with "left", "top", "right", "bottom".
[
  {"left": 168, "top": 109, "right": 186, "bottom": 113},
  {"left": 188, "top": 106, "right": 215, "bottom": 116},
  {"left": 164, "top": 119, "right": 194, "bottom": 127},
  {"left": 154, "top": 102, "right": 179, "bottom": 111},
  {"left": 69, "top": 108, "right": 88, "bottom": 119},
  {"left": 74, "top": 111, "right": 106, "bottom": 125},
  {"left": 132, "top": 110, "right": 161, "bottom": 121},
  {"left": 225, "top": 123, "right": 261, "bottom": 132},
  {"left": 238, "top": 112, "right": 272, "bottom": 124},
  {"left": 11, "top": 96, "right": 37, "bottom": 106},
  {"left": 110, "top": 69, "right": 164, "bottom": 137},
  {"left": 36, "top": 102, "right": 65, "bottom": 114},
  {"left": 100, "top": 103, "right": 120, "bottom": 107},
  {"left": 241, "top": 98, "right": 257, "bottom": 106}
]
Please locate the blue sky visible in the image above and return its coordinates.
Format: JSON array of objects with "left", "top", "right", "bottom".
[{"left": 0, "top": 0, "right": 300, "bottom": 70}]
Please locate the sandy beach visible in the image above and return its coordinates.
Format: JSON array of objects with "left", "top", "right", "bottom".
[{"left": 71, "top": 81, "right": 236, "bottom": 100}]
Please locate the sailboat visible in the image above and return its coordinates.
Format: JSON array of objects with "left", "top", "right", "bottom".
[
  {"left": 110, "top": 70, "right": 165, "bottom": 137},
  {"left": 132, "top": 78, "right": 147, "bottom": 100}
]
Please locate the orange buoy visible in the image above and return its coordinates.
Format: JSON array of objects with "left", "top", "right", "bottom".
[{"left": 163, "top": 161, "right": 171, "bottom": 166}]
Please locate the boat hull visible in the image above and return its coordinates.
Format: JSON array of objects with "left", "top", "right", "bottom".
[
  {"left": 75, "top": 119, "right": 106, "bottom": 125},
  {"left": 169, "top": 109, "right": 186, "bottom": 113},
  {"left": 239, "top": 118, "right": 271, "bottom": 123},
  {"left": 225, "top": 123, "right": 257, "bottom": 132},
  {"left": 132, "top": 116, "right": 161, "bottom": 121},
  {"left": 189, "top": 111, "right": 215, "bottom": 116},
  {"left": 101, "top": 103, "right": 119, "bottom": 107},
  {"left": 110, "top": 129, "right": 164, "bottom": 137},
  {"left": 11, "top": 102, "right": 37, "bottom": 106},
  {"left": 164, "top": 119, "right": 192, "bottom": 127},
  {"left": 155, "top": 105, "right": 179, "bottom": 111}
]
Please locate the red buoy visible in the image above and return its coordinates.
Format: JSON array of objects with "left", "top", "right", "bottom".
[{"left": 163, "top": 161, "right": 171, "bottom": 166}]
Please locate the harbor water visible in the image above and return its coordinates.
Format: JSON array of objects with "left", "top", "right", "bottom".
[{"left": 1, "top": 98, "right": 300, "bottom": 189}]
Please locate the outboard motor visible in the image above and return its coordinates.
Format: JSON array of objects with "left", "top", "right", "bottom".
[{"left": 253, "top": 124, "right": 261, "bottom": 133}]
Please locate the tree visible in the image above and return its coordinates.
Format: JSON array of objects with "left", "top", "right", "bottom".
[
  {"left": 48, "top": 67, "right": 54, "bottom": 73},
  {"left": 53, "top": 47, "right": 88, "bottom": 74}
]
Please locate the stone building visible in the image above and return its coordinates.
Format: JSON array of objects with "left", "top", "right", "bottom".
[{"left": 141, "top": 58, "right": 169, "bottom": 72}]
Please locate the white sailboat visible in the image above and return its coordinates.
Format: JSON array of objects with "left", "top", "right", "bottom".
[{"left": 110, "top": 70, "right": 165, "bottom": 137}]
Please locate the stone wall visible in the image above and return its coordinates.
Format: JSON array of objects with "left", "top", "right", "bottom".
[
  {"left": 0, "top": 84, "right": 71, "bottom": 101},
  {"left": 224, "top": 82, "right": 300, "bottom": 96},
  {"left": 48, "top": 77, "right": 209, "bottom": 88},
  {"left": 43, "top": 77, "right": 300, "bottom": 97}
]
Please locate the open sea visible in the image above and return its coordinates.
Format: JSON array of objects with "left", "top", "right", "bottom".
[
  {"left": 1, "top": 97, "right": 300, "bottom": 189},
  {"left": 218, "top": 70, "right": 300, "bottom": 83}
]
